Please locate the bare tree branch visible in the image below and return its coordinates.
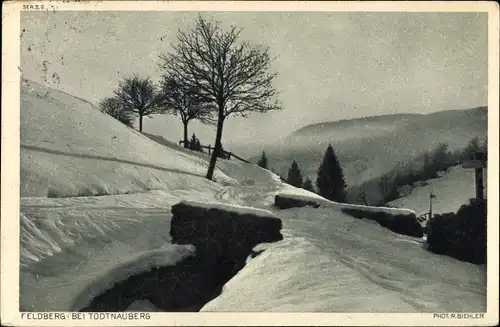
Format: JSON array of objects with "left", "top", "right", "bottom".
[
  {"left": 157, "top": 15, "right": 282, "bottom": 179},
  {"left": 157, "top": 74, "right": 217, "bottom": 125}
]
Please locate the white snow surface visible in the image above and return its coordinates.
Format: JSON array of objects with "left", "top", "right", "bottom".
[
  {"left": 20, "top": 80, "right": 234, "bottom": 198},
  {"left": 176, "top": 200, "right": 278, "bottom": 218},
  {"left": 71, "top": 245, "right": 195, "bottom": 311},
  {"left": 125, "top": 300, "right": 163, "bottom": 312},
  {"left": 202, "top": 207, "right": 484, "bottom": 312},
  {"left": 19, "top": 82, "right": 485, "bottom": 312},
  {"left": 388, "top": 165, "right": 488, "bottom": 216}
]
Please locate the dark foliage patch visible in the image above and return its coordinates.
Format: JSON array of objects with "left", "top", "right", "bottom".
[
  {"left": 341, "top": 208, "right": 423, "bottom": 238},
  {"left": 426, "top": 200, "right": 486, "bottom": 264}
]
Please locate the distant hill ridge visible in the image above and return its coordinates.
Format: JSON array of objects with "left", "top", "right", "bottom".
[
  {"left": 253, "top": 105, "right": 487, "bottom": 189},
  {"left": 291, "top": 106, "right": 487, "bottom": 137}
]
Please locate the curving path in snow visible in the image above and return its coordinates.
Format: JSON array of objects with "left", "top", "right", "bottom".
[{"left": 202, "top": 160, "right": 486, "bottom": 312}]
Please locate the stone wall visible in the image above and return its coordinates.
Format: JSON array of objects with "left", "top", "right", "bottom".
[
  {"left": 170, "top": 201, "right": 283, "bottom": 259},
  {"left": 341, "top": 208, "right": 423, "bottom": 238}
]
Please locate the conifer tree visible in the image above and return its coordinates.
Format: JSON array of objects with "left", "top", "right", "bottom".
[
  {"left": 258, "top": 151, "right": 268, "bottom": 169},
  {"left": 189, "top": 133, "right": 198, "bottom": 150},
  {"left": 316, "top": 144, "right": 347, "bottom": 202},
  {"left": 302, "top": 178, "right": 315, "bottom": 192},
  {"left": 195, "top": 137, "right": 202, "bottom": 152},
  {"left": 287, "top": 160, "right": 303, "bottom": 188}
]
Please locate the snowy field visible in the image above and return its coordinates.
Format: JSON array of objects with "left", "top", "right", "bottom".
[
  {"left": 388, "top": 165, "right": 488, "bottom": 216},
  {"left": 19, "top": 81, "right": 486, "bottom": 312}
]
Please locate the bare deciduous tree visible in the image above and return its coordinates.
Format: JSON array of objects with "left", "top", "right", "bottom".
[
  {"left": 99, "top": 97, "right": 134, "bottom": 128},
  {"left": 114, "top": 75, "right": 158, "bottom": 132},
  {"left": 159, "top": 15, "right": 282, "bottom": 180},
  {"left": 157, "top": 75, "right": 215, "bottom": 148}
]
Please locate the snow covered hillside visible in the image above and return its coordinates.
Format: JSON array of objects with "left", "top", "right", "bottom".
[
  {"left": 20, "top": 80, "right": 235, "bottom": 310},
  {"left": 388, "top": 165, "right": 488, "bottom": 216},
  {"left": 20, "top": 80, "right": 233, "bottom": 198},
  {"left": 19, "top": 82, "right": 486, "bottom": 313}
]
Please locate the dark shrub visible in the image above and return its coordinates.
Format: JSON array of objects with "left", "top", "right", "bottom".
[
  {"left": 274, "top": 195, "right": 321, "bottom": 210},
  {"left": 341, "top": 208, "right": 423, "bottom": 238},
  {"left": 216, "top": 144, "right": 229, "bottom": 159},
  {"left": 426, "top": 200, "right": 486, "bottom": 264}
]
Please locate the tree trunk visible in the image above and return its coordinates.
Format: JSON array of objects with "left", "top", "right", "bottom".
[
  {"left": 206, "top": 113, "right": 224, "bottom": 180},
  {"left": 139, "top": 114, "right": 143, "bottom": 132},
  {"left": 183, "top": 121, "right": 189, "bottom": 148}
]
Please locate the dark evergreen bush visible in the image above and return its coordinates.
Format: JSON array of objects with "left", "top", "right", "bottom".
[
  {"left": 258, "top": 151, "right": 268, "bottom": 169},
  {"left": 302, "top": 178, "right": 315, "bottom": 192},
  {"left": 426, "top": 200, "right": 486, "bottom": 264},
  {"left": 189, "top": 133, "right": 203, "bottom": 152},
  {"left": 316, "top": 144, "right": 347, "bottom": 202},
  {"left": 216, "top": 144, "right": 229, "bottom": 159},
  {"left": 287, "top": 160, "right": 304, "bottom": 188}
]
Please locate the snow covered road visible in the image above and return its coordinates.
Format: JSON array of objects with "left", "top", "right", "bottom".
[{"left": 201, "top": 160, "right": 486, "bottom": 312}]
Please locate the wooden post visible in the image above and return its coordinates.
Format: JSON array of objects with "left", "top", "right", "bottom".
[
  {"left": 429, "top": 192, "right": 436, "bottom": 219},
  {"left": 475, "top": 167, "right": 484, "bottom": 200},
  {"left": 462, "top": 151, "right": 487, "bottom": 202}
]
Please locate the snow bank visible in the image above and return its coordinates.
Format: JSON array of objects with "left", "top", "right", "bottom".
[
  {"left": 274, "top": 192, "right": 416, "bottom": 215},
  {"left": 20, "top": 209, "right": 125, "bottom": 268},
  {"left": 71, "top": 245, "right": 195, "bottom": 311},
  {"left": 274, "top": 192, "right": 422, "bottom": 237},
  {"left": 175, "top": 200, "right": 278, "bottom": 218},
  {"left": 19, "top": 189, "right": 223, "bottom": 311},
  {"left": 20, "top": 198, "right": 180, "bottom": 269}
]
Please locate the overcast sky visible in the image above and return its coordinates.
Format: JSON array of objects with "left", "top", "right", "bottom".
[{"left": 21, "top": 11, "right": 488, "bottom": 147}]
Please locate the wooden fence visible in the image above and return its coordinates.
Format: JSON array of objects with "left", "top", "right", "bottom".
[{"left": 178, "top": 140, "right": 251, "bottom": 164}]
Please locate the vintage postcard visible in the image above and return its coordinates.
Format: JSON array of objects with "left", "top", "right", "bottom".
[{"left": 1, "top": 1, "right": 499, "bottom": 326}]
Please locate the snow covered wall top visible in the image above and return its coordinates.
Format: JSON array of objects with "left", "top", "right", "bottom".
[
  {"left": 175, "top": 200, "right": 278, "bottom": 218},
  {"left": 274, "top": 192, "right": 416, "bottom": 216},
  {"left": 274, "top": 192, "right": 423, "bottom": 237}
]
